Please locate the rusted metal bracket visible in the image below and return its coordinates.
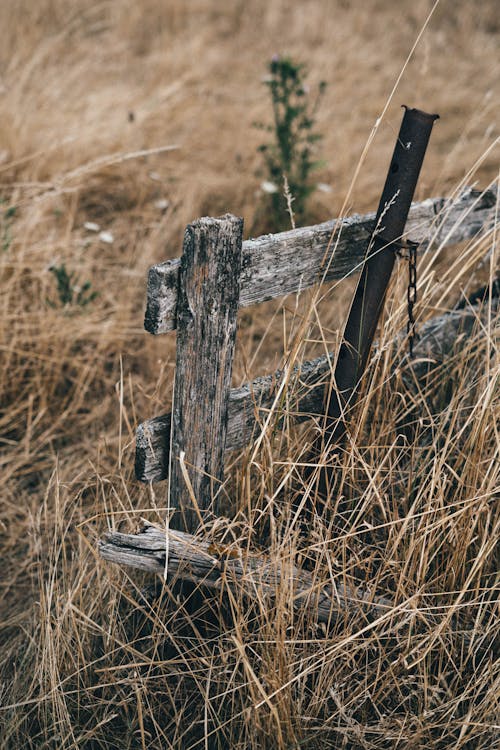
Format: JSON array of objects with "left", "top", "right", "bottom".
[{"left": 315, "top": 106, "right": 439, "bottom": 493}]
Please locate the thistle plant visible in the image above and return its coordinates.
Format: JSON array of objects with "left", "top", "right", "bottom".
[{"left": 255, "top": 55, "right": 327, "bottom": 229}]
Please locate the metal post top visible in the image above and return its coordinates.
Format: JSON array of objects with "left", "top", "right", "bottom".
[{"left": 402, "top": 105, "right": 440, "bottom": 123}]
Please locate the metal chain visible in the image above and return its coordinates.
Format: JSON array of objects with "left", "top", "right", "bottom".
[
  {"left": 394, "top": 239, "right": 419, "bottom": 357},
  {"left": 406, "top": 241, "right": 418, "bottom": 357}
]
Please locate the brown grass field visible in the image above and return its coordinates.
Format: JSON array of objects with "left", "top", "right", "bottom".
[{"left": 0, "top": 1, "right": 499, "bottom": 748}]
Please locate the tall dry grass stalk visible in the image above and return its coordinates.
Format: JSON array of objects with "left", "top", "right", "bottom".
[{"left": 0, "top": 1, "right": 498, "bottom": 748}]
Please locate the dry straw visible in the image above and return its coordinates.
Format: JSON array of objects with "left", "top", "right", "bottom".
[{"left": 0, "top": 1, "right": 499, "bottom": 748}]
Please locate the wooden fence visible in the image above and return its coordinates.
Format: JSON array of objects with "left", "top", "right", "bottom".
[
  {"left": 99, "top": 182, "right": 497, "bottom": 622},
  {"left": 135, "top": 185, "right": 497, "bottom": 516}
]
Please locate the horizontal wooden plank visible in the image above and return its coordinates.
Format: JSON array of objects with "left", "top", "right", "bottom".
[
  {"left": 145, "top": 186, "right": 497, "bottom": 335},
  {"left": 136, "top": 297, "right": 498, "bottom": 482},
  {"left": 135, "top": 354, "right": 330, "bottom": 482},
  {"left": 99, "top": 525, "right": 487, "bottom": 646},
  {"left": 99, "top": 522, "right": 391, "bottom": 623}
]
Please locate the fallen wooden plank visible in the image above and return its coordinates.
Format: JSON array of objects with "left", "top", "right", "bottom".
[
  {"left": 136, "top": 298, "right": 498, "bottom": 482},
  {"left": 99, "top": 522, "right": 392, "bottom": 624},
  {"left": 145, "top": 186, "right": 497, "bottom": 335}
]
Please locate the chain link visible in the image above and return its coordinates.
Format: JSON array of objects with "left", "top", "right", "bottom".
[{"left": 394, "top": 239, "right": 419, "bottom": 357}]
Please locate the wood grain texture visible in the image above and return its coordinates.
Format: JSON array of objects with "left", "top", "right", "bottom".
[
  {"left": 99, "top": 522, "right": 391, "bottom": 623},
  {"left": 145, "top": 186, "right": 497, "bottom": 335},
  {"left": 136, "top": 298, "right": 498, "bottom": 482},
  {"left": 169, "top": 214, "right": 243, "bottom": 529}
]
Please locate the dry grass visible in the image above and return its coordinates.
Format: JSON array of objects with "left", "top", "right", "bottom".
[{"left": 0, "top": 1, "right": 499, "bottom": 748}]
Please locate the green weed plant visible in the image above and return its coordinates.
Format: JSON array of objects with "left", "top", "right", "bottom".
[
  {"left": 49, "top": 263, "right": 98, "bottom": 309},
  {"left": 255, "top": 55, "right": 327, "bottom": 230}
]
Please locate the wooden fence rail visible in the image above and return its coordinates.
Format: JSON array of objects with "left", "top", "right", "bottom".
[
  {"left": 145, "top": 186, "right": 496, "bottom": 335},
  {"left": 136, "top": 185, "right": 497, "bottom": 485},
  {"left": 137, "top": 297, "right": 497, "bottom": 482},
  {"left": 99, "top": 522, "right": 392, "bottom": 624}
]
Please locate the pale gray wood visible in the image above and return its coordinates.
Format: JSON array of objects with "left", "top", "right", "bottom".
[
  {"left": 99, "top": 522, "right": 391, "bottom": 623},
  {"left": 145, "top": 186, "right": 497, "bottom": 335},
  {"left": 136, "top": 298, "right": 498, "bottom": 482},
  {"left": 169, "top": 214, "right": 243, "bottom": 530}
]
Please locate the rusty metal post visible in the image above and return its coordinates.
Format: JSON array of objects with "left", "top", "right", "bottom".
[{"left": 317, "top": 107, "right": 439, "bottom": 490}]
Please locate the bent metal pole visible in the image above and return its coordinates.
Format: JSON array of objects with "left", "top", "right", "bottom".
[{"left": 317, "top": 107, "right": 439, "bottom": 489}]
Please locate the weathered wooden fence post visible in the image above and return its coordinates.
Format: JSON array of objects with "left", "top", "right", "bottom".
[{"left": 169, "top": 214, "right": 243, "bottom": 531}]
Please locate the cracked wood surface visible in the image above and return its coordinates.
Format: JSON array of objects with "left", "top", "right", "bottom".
[
  {"left": 145, "top": 186, "right": 497, "bottom": 335},
  {"left": 99, "top": 523, "right": 392, "bottom": 624},
  {"left": 169, "top": 215, "right": 243, "bottom": 529}
]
